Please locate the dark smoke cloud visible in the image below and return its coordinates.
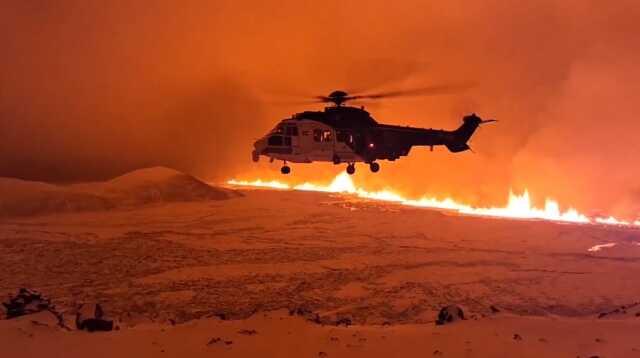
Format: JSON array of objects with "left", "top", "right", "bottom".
[
  {"left": 0, "top": 1, "right": 267, "bottom": 181},
  {"left": 1, "top": 1, "right": 639, "bottom": 217}
]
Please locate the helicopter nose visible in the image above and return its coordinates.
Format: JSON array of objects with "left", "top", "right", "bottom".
[
  {"left": 253, "top": 137, "right": 266, "bottom": 150},
  {"left": 252, "top": 138, "right": 266, "bottom": 162}
]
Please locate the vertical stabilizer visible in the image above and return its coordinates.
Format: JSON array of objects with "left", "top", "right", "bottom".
[{"left": 445, "top": 114, "right": 495, "bottom": 152}]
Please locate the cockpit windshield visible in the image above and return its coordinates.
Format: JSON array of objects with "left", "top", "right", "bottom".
[
  {"left": 270, "top": 122, "right": 298, "bottom": 136},
  {"left": 270, "top": 123, "right": 285, "bottom": 135}
]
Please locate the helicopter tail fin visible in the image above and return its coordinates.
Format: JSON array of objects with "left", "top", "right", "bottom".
[{"left": 446, "top": 114, "right": 495, "bottom": 153}]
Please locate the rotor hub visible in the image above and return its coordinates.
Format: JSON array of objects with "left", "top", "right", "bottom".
[{"left": 327, "top": 90, "right": 349, "bottom": 106}]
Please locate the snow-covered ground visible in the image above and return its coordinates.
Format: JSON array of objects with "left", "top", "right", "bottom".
[{"left": 2, "top": 169, "right": 640, "bottom": 357}]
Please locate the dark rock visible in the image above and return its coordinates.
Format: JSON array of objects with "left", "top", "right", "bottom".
[
  {"left": 490, "top": 305, "right": 500, "bottom": 313},
  {"left": 2, "top": 288, "right": 51, "bottom": 318},
  {"left": 289, "top": 306, "right": 321, "bottom": 324},
  {"left": 207, "top": 337, "right": 232, "bottom": 346},
  {"left": 213, "top": 313, "right": 227, "bottom": 320},
  {"left": 75, "top": 303, "right": 113, "bottom": 332},
  {"left": 308, "top": 313, "right": 321, "bottom": 324},
  {"left": 318, "top": 352, "right": 328, "bottom": 357},
  {"left": 436, "top": 305, "right": 465, "bottom": 325},
  {"left": 335, "top": 317, "right": 352, "bottom": 327},
  {"left": 238, "top": 329, "right": 257, "bottom": 336},
  {"left": 513, "top": 334, "right": 523, "bottom": 341},
  {"left": 207, "top": 337, "right": 221, "bottom": 345},
  {"left": 289, "top": 306, "right": 313, "bottom": 316}
]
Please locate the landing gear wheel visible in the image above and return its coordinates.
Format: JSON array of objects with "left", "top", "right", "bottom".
[
  {"left": 346, "top": 164, "right": 356, "bottom": 175},
  {"left": 369, "top": 162, "right": 380, "bottom": 173},
  {"left": 332, "top": 154, "right": 341, "bottom": 165},
  {"left": 281, "top": 165, "right": 291, "bottom": 175}
]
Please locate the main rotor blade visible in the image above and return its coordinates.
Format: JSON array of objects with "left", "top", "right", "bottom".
[
  {"left": 314, "top": 96, "right": 333, "bottom": 103},
  {"left": 348, "top": 100, "right": 382, "bottom": 110},
  {"left": 268, "top": 98, "right": 325, "bottom": 105},
  {"left": 351, "top": 83, "right": 475, "bottom": 100}
]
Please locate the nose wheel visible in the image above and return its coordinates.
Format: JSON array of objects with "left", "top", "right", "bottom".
[
  {"left": 369, "top": 162, "right": 380, "bottom": 173},
  {"left": 346, "top": 163, "right": 356, "bottom": 175}
]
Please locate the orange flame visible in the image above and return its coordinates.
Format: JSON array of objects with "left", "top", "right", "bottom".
[{"left": 227, "top": 173, "right": 638, "bottom": 227}]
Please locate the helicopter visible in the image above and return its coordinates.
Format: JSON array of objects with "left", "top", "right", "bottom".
[{"left": 252, "top": 87, "right": 495, "bottom": 175}]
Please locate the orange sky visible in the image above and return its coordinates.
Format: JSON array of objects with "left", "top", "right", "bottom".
[{"left": 1, "top": 1, "right": 639, "bottom": 217}]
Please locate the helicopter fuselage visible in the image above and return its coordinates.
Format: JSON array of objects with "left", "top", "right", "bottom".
[{"left": 252, "top": 106, "right": 492, "bottom": 174}]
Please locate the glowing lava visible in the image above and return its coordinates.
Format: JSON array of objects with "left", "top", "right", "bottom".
[{"left": 227, "top": 173, "right": 638, "bottom": 227}]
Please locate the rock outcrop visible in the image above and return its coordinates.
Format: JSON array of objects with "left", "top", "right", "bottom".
[
  {"left": 2, "top": 288, "right": 52, "bottom": 318},
  {"left": 435, "top": 305, "right": 465, "bottom": 325},
  {"left": 75, "top": 303, "right": 114, "bottom": 332}
]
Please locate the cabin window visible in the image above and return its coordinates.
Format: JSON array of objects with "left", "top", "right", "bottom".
[
  {"left": 313, "top": 129, "right": 333, "bottom": 142},
  {"left": 336, "top": 130, "right": 353, "bottom": 143},
  {"left": 286, "top": 126, "right": 298, "bottom": 136},
  {"left": 268, "top": 135, "right": 283, "bottom": 146}
]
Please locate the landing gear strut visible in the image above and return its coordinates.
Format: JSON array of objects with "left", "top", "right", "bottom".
[
  {"left": 346, "top": 163, "right": 356, "bottom": 175},
  {"left": 281, "top": 162, "right": 291, "bottom": 175},
  {"left": 369, "top": 162, "right": 380, "bottom": 173}
]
